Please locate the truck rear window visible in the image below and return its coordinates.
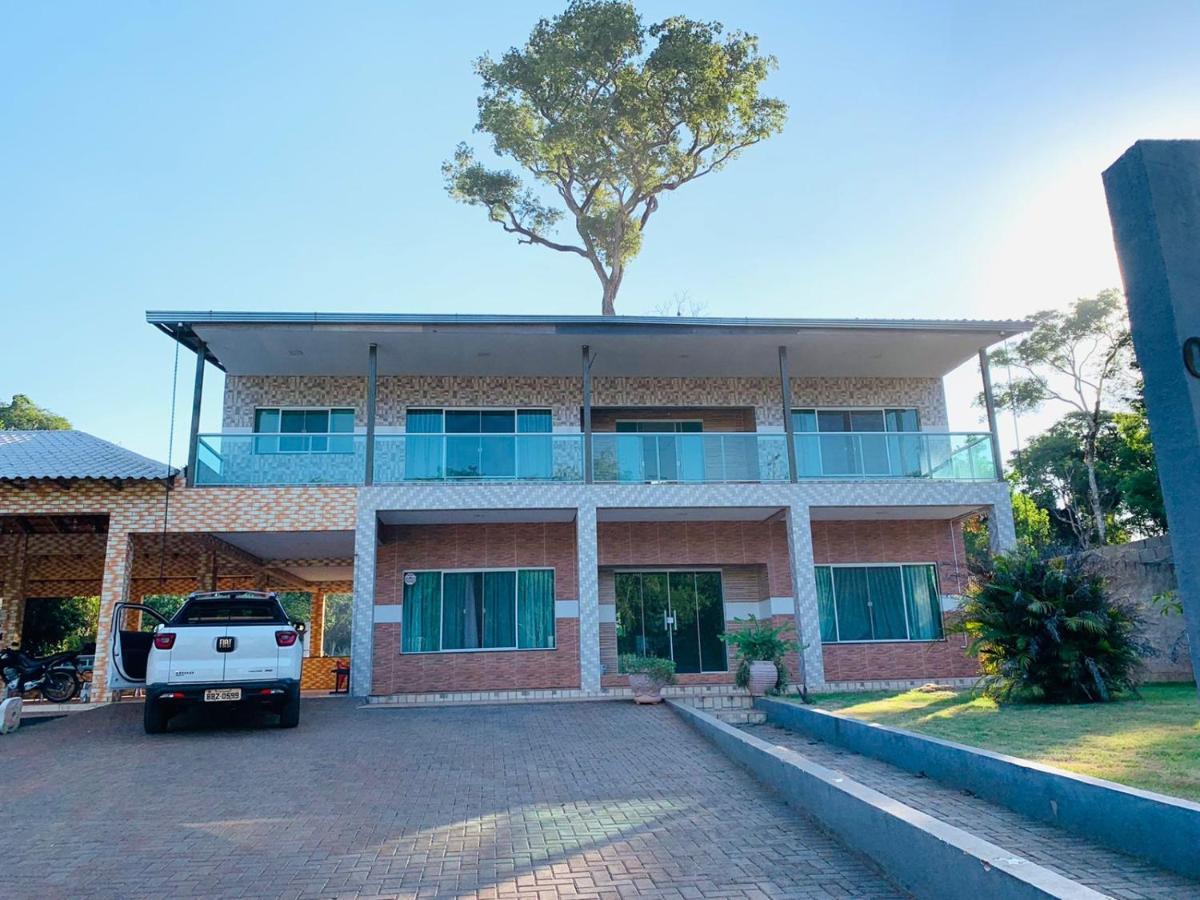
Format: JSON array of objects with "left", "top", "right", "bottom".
[{"left": 171, "top": 599, "right": 289, "bottom": 625}]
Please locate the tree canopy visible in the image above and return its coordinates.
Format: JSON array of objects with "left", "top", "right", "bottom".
[
  {"left": 444, "top": 0, "right": 786, "bottom": 314},
  {"left": 0, "top": 394, "right": 70, "bottom": 430},
  {"left": 988, "top": 290, "right": 1133, "bottom": 546}
]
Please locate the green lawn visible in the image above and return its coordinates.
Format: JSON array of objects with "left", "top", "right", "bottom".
[{"left": 799, "top": 682, "right": 1200, "bottom": 802}]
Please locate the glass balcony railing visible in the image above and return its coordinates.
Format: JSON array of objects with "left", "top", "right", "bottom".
[
  {"left": 373, "top": 433, "right": 584, "bottom": 483},
  {"left": 792, "top": 431, "right": 997, "bottom": 480},
  {"left": 194, "top": 433, "right": 367, "bottom": 486},
  {"left": 191, "top": 430, "right": 997, "bottom": 486},
  {"left": 592, "top": 433, "right": 791, "bottom": 484}
]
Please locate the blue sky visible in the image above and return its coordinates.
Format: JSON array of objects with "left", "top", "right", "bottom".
[{"left": 2, "top": 1, "right": 1198, "bottom": 464}]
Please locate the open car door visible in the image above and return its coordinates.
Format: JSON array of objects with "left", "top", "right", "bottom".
[{"left": 108, "top": 603, "right": 169, "bottom": 691}]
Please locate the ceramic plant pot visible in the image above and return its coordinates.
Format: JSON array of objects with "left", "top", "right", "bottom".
[
  {"left": 628, "top": 673, "right": 666, "bottom": 704},
  {"left": 747, "top": 660, "right": 778, "bottom": 697}
]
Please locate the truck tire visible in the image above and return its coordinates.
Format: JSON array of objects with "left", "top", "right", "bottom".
[
  {"left": 278, "top": 688, "right": 300, "bottom": 729},
  {"left": 144, "top": 699, "right": 169, "bottom": 734}
]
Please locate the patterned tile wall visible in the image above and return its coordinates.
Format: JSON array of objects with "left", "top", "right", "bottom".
[{"left": 223, "top": 374, "right": 951, "bottom": 430}]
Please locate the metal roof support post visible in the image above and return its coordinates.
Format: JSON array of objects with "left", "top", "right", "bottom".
[
  {"left": 185, "top": 342, "right": 206, "bottom": 488},
  {"left": 364, "top": 343, "right": 378, "bottom": 486},
  {"left": 582, "top": 345, "right": 593, "bottom": 484},
  {"left": 779, "top": 346, "right": 798, "bottom": 482},
  {"left": 978, "top": 348, "right": 1004, "bottom": 479}
]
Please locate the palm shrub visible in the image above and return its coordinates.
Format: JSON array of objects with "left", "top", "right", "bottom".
[
  {"left": 955, "top": 550, "right": 1146, "bottom": 702},
  {"left": 720, "top": 616, "right": 800, "bottom": 694}
]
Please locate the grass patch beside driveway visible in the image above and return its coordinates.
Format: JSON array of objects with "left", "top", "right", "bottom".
[{"left": 799, "top": 682, "right": 1200, "bottom": 801}]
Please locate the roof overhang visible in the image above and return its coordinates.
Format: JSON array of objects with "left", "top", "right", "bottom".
[{"left": 147, "top": 312, "right": 1029, "bottom": 380}]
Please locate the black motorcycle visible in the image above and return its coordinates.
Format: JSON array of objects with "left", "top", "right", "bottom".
[{"left": 0, "top": 647, "right": 82, "bottom": 703}]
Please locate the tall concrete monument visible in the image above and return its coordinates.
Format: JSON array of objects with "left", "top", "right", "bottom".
[{"left": 1103, "top": 140, "right": 1200, "bottom": 695}]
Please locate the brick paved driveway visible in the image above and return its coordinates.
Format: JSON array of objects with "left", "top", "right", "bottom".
[{"left": 0, "top": 701, "right": 901, "bottom": 899}]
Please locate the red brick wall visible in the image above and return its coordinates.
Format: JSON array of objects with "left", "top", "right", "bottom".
[
  {"left": 372, "top": 522, "right": 580, "bottom": 694},
  {"left": 812, "top": 519, "right": 978, "bottom": 683}
]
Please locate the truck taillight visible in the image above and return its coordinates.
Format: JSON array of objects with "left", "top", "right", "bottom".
[
  {"left": 153, "top": 633, "right": 176, "bottom": 650},
  {"left": 275, "top": 630, "right": 298, "bottom": 647}
]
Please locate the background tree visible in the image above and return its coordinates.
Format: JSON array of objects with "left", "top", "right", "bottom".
[
  {"left": 1009, "top": 410, "right": 1165, "bottom": 550},
  {"left": 989, "top": 290, "right": 1132, "bottom": 545},
  {"left": 445, "top": 0, "right": 786, "bottom": 315},
  {"left": 0, "top": 394, "right": 70, "bottom": 430}
]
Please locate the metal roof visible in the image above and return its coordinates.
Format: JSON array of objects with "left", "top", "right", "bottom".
[
  {"left": 146, "top": 310, "right": 1031, "bottom": 374},
  {"left": 0, "top": 430, "right": 176, "bottom": 483}
]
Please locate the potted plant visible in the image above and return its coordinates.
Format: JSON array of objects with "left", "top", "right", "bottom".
[
  {"left": 720, "top": 617, "right": 801, "bottom": 697},
  {"left": 618, "top": 654, "right": 676, "bottom": 704}
]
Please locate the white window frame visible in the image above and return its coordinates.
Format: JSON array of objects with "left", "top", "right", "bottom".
[
  {"left": 400, "top": 566, "right": 557, "bottom": 655},
  {"left": 816, "top": 561, "right": 943, "bottom": 644}
]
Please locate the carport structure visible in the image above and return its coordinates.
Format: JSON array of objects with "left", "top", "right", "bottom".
[{"left": 0, "top": 430, "right": 358, "bottom": 699}]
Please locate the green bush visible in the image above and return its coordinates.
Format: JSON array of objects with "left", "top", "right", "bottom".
[
  {"left": 720, "top": 616, "right": 800, "bottom": 693},
  {"left": 955, "top": 551, "right": 1146, "bottom": 703},
  {"left": 618, "top": 654, "right": 677, "bottom": 684}
]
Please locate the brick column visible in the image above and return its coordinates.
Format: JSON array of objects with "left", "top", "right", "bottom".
[
  {"left": 784, "top": 503, "right": 825, "bottom": 691},
  {"left": 576, "top": 503, "right": 601, "bottom": 694},
  {"left": 1, "top": 534, "right": 29, "bottom": 649},
  {"left": 198, "top": 550, "right": 217, "bottom": 591},
  {"left": 349, "top": 512, "right": 377, "bottom": 697},
  {"left": 309, "top": 591, "right": 326, "bottom": 657},
  {"left": 92, "top": 529, "right": 133, "bottom": 703}
]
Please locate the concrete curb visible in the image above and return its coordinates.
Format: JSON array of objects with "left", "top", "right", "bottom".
[
  {"left": 757, "top": 697, "right": 1200, "bottom": 880},
  {"left": 668, "top": 700, "right": 1106, "bottom": 900}
]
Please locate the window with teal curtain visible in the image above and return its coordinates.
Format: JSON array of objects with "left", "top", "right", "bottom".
[
  {"left": 401, "top": 572, "right": 442, "bottom": 652},
  {"left": 516, "top": 409, "right": 553, "bottom": 480},
  {"left": 405, "top": 409, "right": 444, "bottom": 480},
  {"left": 815, "top": 566, "right": 838, "bottom": 641},
  {"left": 483, "top": 571, "right": 517, "bottom": 648},
  {"left": 792, "top": 409, "right": 822, "bottom": 477},
  {"left": 831, "top": 567, "right": 872, "bottom": 640},
  {"left": 903, "top": 564, "right": 943, "bottom": 639},
  {"left": 517, "top": 569, "right": 555, "bottom": 649},
  {"left": 866, "top": 566, "right": 907, "bottom": 639},
  {"left": 441, "top": 572, "right": 480, "bottom": 650}
]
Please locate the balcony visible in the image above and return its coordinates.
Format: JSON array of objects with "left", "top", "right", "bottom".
[{"left": 192, "top": 430, "right": 997, "bottom": 486}]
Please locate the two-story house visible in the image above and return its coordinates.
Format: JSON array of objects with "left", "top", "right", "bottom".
[{"left": 133, "top": 311, "right": 1024, "bottom": 701}]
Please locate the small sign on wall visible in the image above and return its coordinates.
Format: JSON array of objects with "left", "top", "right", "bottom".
[{"left": 403, "top": 572, "right": 417, "bottom": 586}]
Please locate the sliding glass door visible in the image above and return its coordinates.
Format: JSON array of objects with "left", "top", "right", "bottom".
[
  {"left": 615, "top": 570, "right": 726, "bottom": 674},
  {"left": 614, "top": 421, "right": 705, "bottom": 482}
]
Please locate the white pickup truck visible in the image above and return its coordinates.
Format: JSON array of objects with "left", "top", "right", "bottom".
[{"left": 108, "top": 591, "right": 303, "bottom": 733}]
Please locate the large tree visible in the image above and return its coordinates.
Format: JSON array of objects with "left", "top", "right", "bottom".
[
  {"left": 444, "top": 0, "right": 786, "bottom": 315},
  {"left": 988, "top": 290, "right": 1132, "bottom": 545},
  {"left": 0, "top": 394, "right": 70, "bottom": 430},
  {"left": 1009, "top": 409, "right": 1165, "bottom": 549}
]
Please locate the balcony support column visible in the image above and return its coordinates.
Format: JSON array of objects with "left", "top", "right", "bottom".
[
  {"left": 778, "top": 346, "right": 798, "bottom": 482},
  {"left": 582, "top": 345, "right": 593, "bottom": 484},
  {"left": 184, "top": 342, "right": 206, "bottom": 487},
  {"left": 979, "top": 348, "right": 1004, "bottom": 478},
  {"left": 784, "top": 502, "right": 824, "bottom": 693},
  {"left": 364, "top": 343, "right": 378, "bottom": 486},
  {"left": 575, "top": 502, "right": 601, "bottom": 693}
]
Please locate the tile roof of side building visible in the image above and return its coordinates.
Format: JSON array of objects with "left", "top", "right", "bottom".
[{"left": 0, "top": 430, "right": 176, "bottom": 482}]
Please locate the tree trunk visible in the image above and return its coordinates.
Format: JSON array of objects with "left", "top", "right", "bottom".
[
  {"left": 601, "top": 270, "right": 622, "bottom": 316},
  {"left": 1083, "top": 427, "right": 1107, "bottom": 545}
]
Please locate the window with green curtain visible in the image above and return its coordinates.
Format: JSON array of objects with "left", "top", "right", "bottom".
[
  {"left": 815, "top": 566, "right": 838, "bottom": 641},
  {"left": 866, "top": 566, "right": 907, "bottom": 639},
  {"left": 402, "top": 568, "right": 554, "bottom": 653},
  {"left": 517, "top": 569, "right": 555, "bottom": 649},
  {"left": 401, "top": 572, "right": 442, "bottom": 652},
  {"left": 903, "top": 564, "right": 943, "bottom": 639},
  {"left": 405, "top": 409, "right": 444, "bottom": 480},
  {"left": 483, "top": 571, "right": 517, "bottom": 648},
  {"left": 816, "top": 563, "right": 943, "bottom": 642},
  {"left": 832, "top": 567, "right": 872, "bottom": 640}
]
